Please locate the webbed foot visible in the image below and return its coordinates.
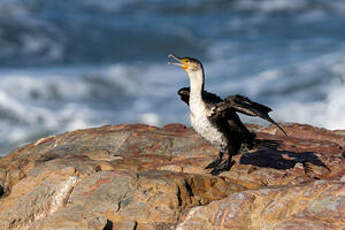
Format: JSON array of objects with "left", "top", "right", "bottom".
[
  {"left": 210, "top": 158, "right": 235, "bottom": 175},
  {"left": 205, "top": 152, "right": 224, "bottom": 169}
]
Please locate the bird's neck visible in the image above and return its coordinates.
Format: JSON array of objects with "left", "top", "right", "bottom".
[{"left": 188, "top": 68, "right": 205, "bottom": 106}]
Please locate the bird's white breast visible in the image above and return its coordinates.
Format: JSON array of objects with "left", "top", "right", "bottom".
[{"left": 189, "top": 99, "right": 227, "bottom": 151}]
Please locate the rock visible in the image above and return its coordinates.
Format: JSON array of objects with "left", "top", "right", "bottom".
[
  {"left": 177, "top": 180, "right": 345, "bottom": 230},
  {"left": 0, "top": 123, "right": 344, "bottom": 229}
]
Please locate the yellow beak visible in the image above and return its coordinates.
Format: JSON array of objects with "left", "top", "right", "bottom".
[{"left": 168, "top": 54, "right": 188, "bottom": 69}]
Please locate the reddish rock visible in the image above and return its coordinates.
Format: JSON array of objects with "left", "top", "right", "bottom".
[
  {"left": 177, "top": 180, "right": 345, "bottom": 230},
  {"left": 0, "top": 123, "right": 343, "bottom": 229}
]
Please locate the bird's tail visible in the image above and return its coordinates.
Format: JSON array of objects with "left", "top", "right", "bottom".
[{"left": 241, "top": 132, "right": 280, "bottom": 152}]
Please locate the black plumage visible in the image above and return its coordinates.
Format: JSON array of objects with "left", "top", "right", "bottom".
[
  {"left": 177, "top": 87, "right": 286, "bottom": 136},
  {"left": 169, "top": 54, "right": 287, "bottom": 175},
  {"left": 177, "top": 87, "right": 287, "bottom": 175}
]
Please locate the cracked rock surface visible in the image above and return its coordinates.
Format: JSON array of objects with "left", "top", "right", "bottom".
[{"left": 0, "top": 123, "right": 344, "bottom": 229}]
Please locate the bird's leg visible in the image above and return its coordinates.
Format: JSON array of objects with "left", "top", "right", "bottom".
[
  {"left": 210, "top": 153, "right": 235, "bottom": 175},
  {"left": 205, "top": 152, "right": 224, "bottom": 169}
]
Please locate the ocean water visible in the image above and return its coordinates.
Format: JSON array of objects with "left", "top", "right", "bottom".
[{"left": 1, "top": 0, "right": 345, "bottom": 154}]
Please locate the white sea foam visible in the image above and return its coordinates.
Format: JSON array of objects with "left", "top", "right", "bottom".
[
  {"left": 206, "top": 40, "right": 345, "bottom": 129},
  {"left": 0, "top": 53, "right": 344, "bottom": 155},
  {"left": 276, "top": 84, "right": 345, "bottom": 129},
  {"left": 0, "top": 62, "right": 190, "bottom": 152},
  {"left": 0, "top": 64, "right": 145, "bottom": 153}
]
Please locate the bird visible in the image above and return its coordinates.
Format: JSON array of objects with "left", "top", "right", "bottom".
[{"left": 168, "top": 54, "right": 287, "bottom": 175}]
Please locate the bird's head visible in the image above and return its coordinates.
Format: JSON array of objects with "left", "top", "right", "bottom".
[{"left": 168, "top": 54, "right": 203, "bottom": 73}]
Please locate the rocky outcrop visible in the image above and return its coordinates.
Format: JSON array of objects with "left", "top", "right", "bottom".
[
  {"left": 177, "top": 180, "right": 345, "bottom": 230},
  {"left": 0, "top": 123, "right": 344, "bottom": 229}
]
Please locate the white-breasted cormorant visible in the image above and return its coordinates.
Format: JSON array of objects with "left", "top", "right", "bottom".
[{"left": 168, "top": 54, "right": 287, "bottom": 175}]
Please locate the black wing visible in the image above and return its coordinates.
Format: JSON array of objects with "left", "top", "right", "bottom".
[
  {"left": 177, "top": 87, "right": 223, "bottom": 106},
  {"left": 216, "top": 95, "right": 287, "bottom": 136},
  {"left": 177, "top": 88, "right": 287, "bottom": 136},
  {"left": 177, "top": 87, "right": 191, "bottom": 105}
]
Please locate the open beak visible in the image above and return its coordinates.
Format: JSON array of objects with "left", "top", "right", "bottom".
[{"left": 168, "top": 54, "right": 187, "bottom": 69}]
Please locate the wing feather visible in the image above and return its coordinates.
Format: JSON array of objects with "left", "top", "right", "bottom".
[
  {"left": 217, "top": 95, "right": 287, "bottom": 136},
  {"left": 177, "top": 88, "right": 287, "bottom": 136}
]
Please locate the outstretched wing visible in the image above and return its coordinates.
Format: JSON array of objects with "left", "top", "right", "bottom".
[
  {"left": 215, "top": 95, "right": 287, "bottom": 136},
  {"left": 177, "top": 88, "right": 287, "bottom": 136},
  {"left": 177, "top": 87, "right": 223, "bottom": 105},
  {"left": 224, "top": 95, "right": 272, "bottom": 116}
]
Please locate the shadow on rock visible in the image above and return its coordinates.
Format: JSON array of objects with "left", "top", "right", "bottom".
[{"left": 240, "top": 142, "right": 330, "bottom": 176}]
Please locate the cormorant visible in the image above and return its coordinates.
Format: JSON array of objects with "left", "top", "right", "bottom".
[{"left": 168, "top": 54, "right": 287, "bottom": 175}]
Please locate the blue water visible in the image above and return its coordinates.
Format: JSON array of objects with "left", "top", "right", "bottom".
[{"left": 1, "top": 0, "right": 345, "bottom": 154}]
